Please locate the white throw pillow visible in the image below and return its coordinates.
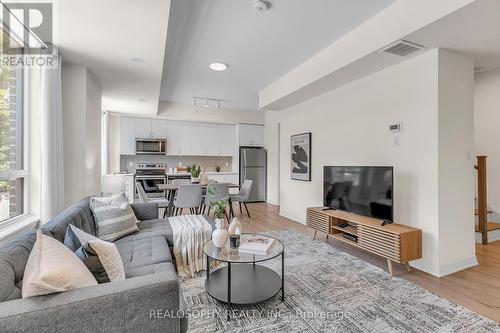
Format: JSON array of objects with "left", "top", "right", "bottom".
[
  {"left": 90, "top": 192, "right": 139, "bottom": 241},
  {"left": 22, "top": 230, "right": 97, "bottom": 298}
]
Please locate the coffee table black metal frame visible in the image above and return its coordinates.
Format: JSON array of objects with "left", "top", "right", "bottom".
[{"left": 203, "top": 233, "right": 285, "bottom": 312}]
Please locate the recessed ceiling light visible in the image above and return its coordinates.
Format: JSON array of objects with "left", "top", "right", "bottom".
[
  {"left": 130, "top": 57, "right": 144, "bottom": 64},
  {"left": 209, "top": 62, "right": 228, "bottom": 71}
]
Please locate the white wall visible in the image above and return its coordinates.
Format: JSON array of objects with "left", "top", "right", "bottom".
[
  {"left": 108, "top": 113, "right": 121, "bottom": 173},
  {"left": 157, "top": 101, "right": 265, "bottom": 125},
  {"left": 62, "top": 63, "right": 102, "bottom": 208},
  {"left": 265, "top": 49, "right": 476, "bottom": 277},
  {"left": 474, "top": 68, "right": 500, "bottom": 213},
  {"left": 437, "top": 50, "right": 476, "bottom": 274}
]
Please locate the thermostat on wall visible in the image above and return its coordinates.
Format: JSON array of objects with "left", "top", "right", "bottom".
[{"left": 388, "top": 122, "right": 402, "bottom": 133}]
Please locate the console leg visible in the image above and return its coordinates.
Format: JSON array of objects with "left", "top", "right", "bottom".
[
  {"left": 405, "top": 262, "right": 411, "bottom": 272},
  {"left": 227, "top": 262, "right": 231, "bottom": 320},
  {"left": 281, "top": 252, "right": 285, "bottom": 302},
  {"left": 313, "top": 230, "right": 317, "bottom": 240},
  {"left": 387, "top": 259, "right": 394, "bottom": 277}
]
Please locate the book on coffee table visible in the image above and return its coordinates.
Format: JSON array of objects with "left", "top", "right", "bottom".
[{"left": 238, "top": 236, "right": 275, "bottom": 255}]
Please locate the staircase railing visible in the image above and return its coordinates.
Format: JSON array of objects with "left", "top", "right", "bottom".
[{"left": 475, "top": 156, "right": 488, "bottom": 244}]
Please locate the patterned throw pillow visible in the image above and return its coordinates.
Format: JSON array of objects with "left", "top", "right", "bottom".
[
  {"left": 90, "top": 192, "right": 139, "bottom": 242},
  {"left": 64, "top": 225, "right": 125, "bottom": 283}
]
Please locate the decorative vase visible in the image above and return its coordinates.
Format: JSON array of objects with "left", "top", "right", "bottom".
[
  {"left": 228, "top": 217, "right": 242, "bottom": 235},
  {"left": 200, "top": 173, "right": 209, "bottom": 186},
  {"left": 212, "top": 218, "right": 229, "bottom": 248}
]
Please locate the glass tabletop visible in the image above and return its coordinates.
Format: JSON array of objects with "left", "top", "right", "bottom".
[{"left": 203, "top": 233, "right": 284, "bottom": 263}]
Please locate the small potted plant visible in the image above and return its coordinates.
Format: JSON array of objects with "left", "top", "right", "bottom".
[
  {"left": 209, "top": 187, "right": 229, "bottom": 247},
  {"left": 191, "top": 164, "right": 201, "bottom": 183}
]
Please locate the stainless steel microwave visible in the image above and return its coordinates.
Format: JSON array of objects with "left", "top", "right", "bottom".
[{"left": 135, "top": 138, "right": 166, "bottom": 155}]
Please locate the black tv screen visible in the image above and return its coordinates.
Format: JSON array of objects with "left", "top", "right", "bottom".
[{"left": 323, "top": 166, "right": 393, "bottom": 222}]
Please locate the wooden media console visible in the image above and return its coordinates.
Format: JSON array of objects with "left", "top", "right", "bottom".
[{"left": 307, "top": 207, "right": 422, "bottom": 276}]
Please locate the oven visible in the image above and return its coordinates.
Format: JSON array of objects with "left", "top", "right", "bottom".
[{"left": 135, "top": 163, "right": 167, "bottom": 198}]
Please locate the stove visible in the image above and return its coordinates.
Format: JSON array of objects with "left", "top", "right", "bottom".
[{"left": 135, "top": 163, "right": 166, "bottom": 198}]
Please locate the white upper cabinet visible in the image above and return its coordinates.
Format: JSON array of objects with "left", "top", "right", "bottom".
[
  {"left": 219, "top": 124, "right": 236, "bottom": 156},
  {"left": 119, "top": 117, "right": 238, "bottom": 157},
  {"left": 191, "top": 123, "right": 219, "bottom": 156},
  {"left": 151, "top": 119, "right": 167, "bottom": 138},
  {"left": 167, "top": 121, "right": 192, "bottom": 155},
  {"left": 238, "top": 124, "right": 264, "bottom": 147},
  {"left": 135, "top": 118, "right": 167, "bottom": 139},
  {"left": 120, "top": 117, "right": 136, "bottom": 155},
  {"left": 134, "top": 118, "right": 151, "bottom": 138}
]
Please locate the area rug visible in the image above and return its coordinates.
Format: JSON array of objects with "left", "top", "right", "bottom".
[{"left": 180, "top": 229, "right": 499, "bottom": 333}]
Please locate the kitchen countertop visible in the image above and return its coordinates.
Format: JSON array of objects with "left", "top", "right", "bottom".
[{"left": 165, "top": 172, "right": 238, "bottom": 176}]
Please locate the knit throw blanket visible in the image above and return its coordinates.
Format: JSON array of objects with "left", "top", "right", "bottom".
[{"left": 169, "top": 215, "right": 213, "bottom": 277}]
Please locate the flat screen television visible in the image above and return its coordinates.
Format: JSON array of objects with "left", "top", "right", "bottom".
[{"left": 323, "top": 166, "right": 393, "bottom": 222}]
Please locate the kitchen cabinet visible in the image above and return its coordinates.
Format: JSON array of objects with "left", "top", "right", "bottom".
[
  {"left": 135, "top": 118, "right": 167, "bottom": 139},
  {"left": 134, "top": 118, "right": 151, "bottom": 138},
  {"left": 207, "top": 173, "right": 239, "bottom": 194},
  {"left": 120, "top": 117, "right": 136, "bottom": 155},
  {"left": 218, "top": 124, "right": 236, "bottom": 156},
  {"left": 119, "top": 117, "right": 239, "bottom": 157},
  {"left": 238, "top": 124, "right": 264, "bottom": 147},
  {"left": 191, "top": 123, "right": 219, "bottom": 156},
  {"left": 167, "top": 121, "right": 192, "bottom": 155},
  {"left": 151, "top": 119, "right": 167, "bottom": 138}
]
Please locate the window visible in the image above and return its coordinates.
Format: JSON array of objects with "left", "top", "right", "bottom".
[{"left": 0, "top": 32, "right": 25, "bottom": 224}]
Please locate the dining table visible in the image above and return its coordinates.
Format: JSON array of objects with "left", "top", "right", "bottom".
[{"left": 157, "top": 182, "right": 240, "bottom": 218}]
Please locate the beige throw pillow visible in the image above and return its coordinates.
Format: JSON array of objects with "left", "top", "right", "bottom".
[
  {"left": 22, "top": 230, "right": 97, "bottom": 298},
  {"left": 66, "top": 225, "right": 125, "bottom": 282}
]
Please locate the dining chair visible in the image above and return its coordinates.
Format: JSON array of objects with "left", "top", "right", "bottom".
[
  {"left": 203, "top": 183, "right": 230, "bottom": 220},
  {"left": 135, "top": 182, "right": 170, "bottom": 218},
  {"left": 229, "top": 179, "right": 253, "bottom": 218},
  {"left": 173, "top": 184, "right": 203, "bottom": 215}
]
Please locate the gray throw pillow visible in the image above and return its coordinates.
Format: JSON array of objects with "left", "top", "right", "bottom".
[{"left": 89, "top": 192, "right": 139, "bottom": 242}]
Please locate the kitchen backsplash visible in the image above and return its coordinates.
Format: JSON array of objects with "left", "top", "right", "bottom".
[{"left": 120, "top": 155, "right": 232, "bottom": 174}]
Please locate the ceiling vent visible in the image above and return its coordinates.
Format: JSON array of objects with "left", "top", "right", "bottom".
[{"left": 381, "top": 40, "right": 425, "bottom": 57}]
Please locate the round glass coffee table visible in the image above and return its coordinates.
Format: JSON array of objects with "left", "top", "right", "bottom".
[{"left": 203, "top": 233, "right": 285, "bottom": 308}]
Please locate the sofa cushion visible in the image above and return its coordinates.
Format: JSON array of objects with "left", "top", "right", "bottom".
[
  {"left": 41, "top": 197, "right": 96, "bottom": 242},
  {"left": 125, "top": 262, "right": 175, "bottom": 278},
  {"left": 115, "top": 236, "right": 172, "bottom": 271},
  {"left": 123, "top": 219, "right": 173, "bottom": 246},
  {"left": 0, "top": 230, "right": 37, "bottom": 302}
]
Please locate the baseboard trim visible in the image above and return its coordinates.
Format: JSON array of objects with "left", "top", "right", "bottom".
[
  {"left": 279, "top": 211, "right": 306, "bottom": 225},
  {"left": 475, "top": 229, "right": 500, "bottom": 243},
  {"left": 437, "top": 256, "right": 478, "bottom": 277}
]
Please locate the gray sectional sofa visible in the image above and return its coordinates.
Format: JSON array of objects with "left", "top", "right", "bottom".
[{"left": 0, "top": 197, "right": 190, "bottom": 333}]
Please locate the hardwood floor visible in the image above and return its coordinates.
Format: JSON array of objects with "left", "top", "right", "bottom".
[{"left": 231, "top": 202, "right": 500, "bottom": 323}]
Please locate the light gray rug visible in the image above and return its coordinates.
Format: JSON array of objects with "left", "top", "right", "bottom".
[{"left": 180, "top": 229, "right": 499, "bottom": 332}]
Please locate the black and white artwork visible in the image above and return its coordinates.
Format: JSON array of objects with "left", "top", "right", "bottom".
[{"left": 290, "top": 133, "right": 311, "bottom": 181}]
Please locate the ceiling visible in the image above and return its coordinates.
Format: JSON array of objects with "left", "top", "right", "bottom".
[
  {"left": 160, "top": 0, "right": 395, "bottom": 111},
  {"left": 258, "top": 0, "right": 500, "bottom": 110},
  {"left": 55, "top": 0, "right": 171, "bottom": 115}
]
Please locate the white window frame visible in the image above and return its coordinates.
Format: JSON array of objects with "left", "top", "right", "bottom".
[{"left": 0, "top": 65, "right": 35, "bottom": 237}]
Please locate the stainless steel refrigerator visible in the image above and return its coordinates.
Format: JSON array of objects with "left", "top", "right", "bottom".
[{"left": 239, "top": 147, "right": 267, "bottom": 202}]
